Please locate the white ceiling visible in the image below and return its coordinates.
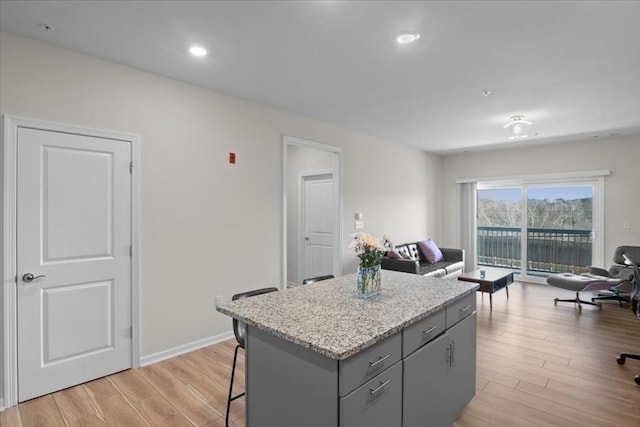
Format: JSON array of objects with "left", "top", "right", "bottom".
[{"left": 1, "top": 0, "right": 639, "bottom": 155}]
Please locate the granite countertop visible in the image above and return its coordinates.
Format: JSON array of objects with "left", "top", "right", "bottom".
[{"left": 216, "top": 270, "right": 479, "bottom": 360}]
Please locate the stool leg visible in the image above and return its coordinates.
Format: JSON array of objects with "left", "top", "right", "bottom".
[{"left": 226, "top": 344, "right": 242, "bottom": 427}]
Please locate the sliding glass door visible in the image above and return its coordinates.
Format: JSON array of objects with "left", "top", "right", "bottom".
[
  {"left": 477, "top": 180, "right": 601, "bottom": 282},
  {"left": 477, "top": 188, "right": 522, "bottom": 273},
  {"left": 526, "top": 185, "right": 593, "bottom": 276}
]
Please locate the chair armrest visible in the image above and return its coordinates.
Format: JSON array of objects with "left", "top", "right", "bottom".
[
  {"left": 609, "top": 265, "right": 635, "bottom": 281},
  {"left": 589, "top": 266, "right": 610, "bottom": 277},
  {"left": 381, "top": 257, "right": 419, "bottom": 274},
  {"left": 440, "top": 248, "right": 464, "bottom": 263}
]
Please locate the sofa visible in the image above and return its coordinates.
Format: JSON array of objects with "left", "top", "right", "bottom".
[{"left": 381, "top": 241, "right": 465, "bottom": 279}]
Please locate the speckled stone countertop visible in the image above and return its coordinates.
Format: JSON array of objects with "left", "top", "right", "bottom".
[{"left": 217, "top": 270, "right": 478, "bottom": 360}]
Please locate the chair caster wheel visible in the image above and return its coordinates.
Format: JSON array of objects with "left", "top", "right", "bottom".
[
  {"left": 596, "top": 302, "right": 602, "bottom": 309},
  {"left": 577, "top": 304, "right": 582, "bottom": 313},
  {"left": 554, "top": 298, "right": 559, "bottom": 305},
  {"left": 617, "top": 356, "right": 625, "bottom": 365},
  {"left": 635, "top": 375, "right": 640, "bottom": 386}
]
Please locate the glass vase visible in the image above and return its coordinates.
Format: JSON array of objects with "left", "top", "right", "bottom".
[{"left": 357, "top": 264, "right": 381, "bottom": 298}]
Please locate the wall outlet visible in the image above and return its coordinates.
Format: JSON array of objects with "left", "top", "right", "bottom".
[{"left": 215, "top": 295, "right": 223, "bottom": 307}]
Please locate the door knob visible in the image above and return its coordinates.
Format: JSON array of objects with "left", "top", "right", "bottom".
[
  {"left": 304, "top": 237, "right": 310, "bottom": 241},
  {"left": 22, "top": 273, "right": 46, "bottom": 282}
]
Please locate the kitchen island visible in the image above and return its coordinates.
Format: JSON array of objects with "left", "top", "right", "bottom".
[{"left": 217, "top": 270, "right": 479, "bottom": 427}]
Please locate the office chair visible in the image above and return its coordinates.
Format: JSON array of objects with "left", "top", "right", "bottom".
[
  {"left": 226, "top": 287, "right": 278, "bottom": 427},
  {"left": 615, "top": 254, "right": 640, "bottom": 386},
  {"left": 302, "top": 274, "right": 334, "bottom": 285},
  {"left": 588, "top": 246, "right": 639, "bottom": 306}
]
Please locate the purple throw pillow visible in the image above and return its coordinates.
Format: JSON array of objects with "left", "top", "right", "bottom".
[
  {"left": 418, "top": 239, "right": 444, "bottom": 263},
  {"left": 387, "top": 249, "right": 402, "bottom": 259}
]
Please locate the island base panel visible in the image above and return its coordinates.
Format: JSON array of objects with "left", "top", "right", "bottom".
[{"left": 246, "top": 326, "right": 338, "bottom": 427}]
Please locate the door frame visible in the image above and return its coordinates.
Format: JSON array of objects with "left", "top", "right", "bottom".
[
  {"left": 282, "top": 136, "right": 342, "bottom": 288},
  {"left": 298, "top": 171, "right": 335, "bottom": 284},
  {"left": 1, "top": 115, "right": 140, "bottom": 409}
]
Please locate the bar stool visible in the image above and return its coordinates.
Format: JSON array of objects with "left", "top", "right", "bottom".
[{"left": 225, "top": 287, "right": 278, "bottom": 427}]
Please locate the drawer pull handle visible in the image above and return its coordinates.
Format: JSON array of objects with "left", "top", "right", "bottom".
[
  {"left": 459, "top": 305, "right": 472, "bottom": 314},
  {"left": 369, "top": 354, "right": 390, "bottom": 367},
  {"left": 369, "top": 379, "right": 391, "bottom": 395},
  {"left": 422, "top": 326, "right": 437, "bottom": 335}
]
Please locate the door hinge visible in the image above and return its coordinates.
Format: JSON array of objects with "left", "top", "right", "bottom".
[{"left": 129, "top": 162, "right": 134, "bottom": 174}]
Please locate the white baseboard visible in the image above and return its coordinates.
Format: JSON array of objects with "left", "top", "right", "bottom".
[
  {"left": 0, "top": 397, "right": 5, "bottom": 412},
  {"left": 139, "top": 330, "right": 234, "bottom": 367}
]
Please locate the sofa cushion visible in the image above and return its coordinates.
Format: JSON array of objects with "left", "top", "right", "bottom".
[
  {"left": 418, "top": 239, "right": 444, "bottom": 263},
  {"left": 421, "top": 267, "right": 447, "bottom": 278},
  {"left": 418, "top": 261, "right": 450, "bottom": 276},
  {"left": 387, "top": 249, "right": 402, "bottom": 259},
  {"left": 444, "top": 261, "right": 464, "bottom": 275},
  {"left": 406, "top": 244, "right": 421, "bottom": 260},
  {"left": 396, "top": 245, "right": 415, "bottom": 260}
]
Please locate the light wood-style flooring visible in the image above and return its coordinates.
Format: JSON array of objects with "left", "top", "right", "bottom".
[{"left": 2, "top": 282, "right": 640, "bottom": 426}]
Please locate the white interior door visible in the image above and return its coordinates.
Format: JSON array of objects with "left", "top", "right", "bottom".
[
  {"left": 17, "top": 127, "right": 132, "bottom": 401},
  {"left": 301, "top": 173, "right": 336, "bottom": 282}
]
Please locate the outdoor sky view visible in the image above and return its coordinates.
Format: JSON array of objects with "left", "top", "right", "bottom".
[
  {"left": 479, "top": 186, "right": 593, "bottom": 203},
  {"left": 477, "top": 186, "right": 594, "bottom": 230}
]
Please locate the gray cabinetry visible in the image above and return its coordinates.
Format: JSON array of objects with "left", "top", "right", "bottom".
[
  {"left": 339, "top": 332, "right": 401, "bottom": 396},
  {"left": 222, "top": 274, "right": 480, "bottom": 427},
  {"left": 402, "top": 308, "right": 446, "bottom": 357},
  {"left": 403, "top": 311, "right": 476, "bottom": 427},
  {"left": 445, "top": 313, "right": 477, "bottom": 421},
  {"left": 340, "top": 361, "right": 402, "bottom": 427}
]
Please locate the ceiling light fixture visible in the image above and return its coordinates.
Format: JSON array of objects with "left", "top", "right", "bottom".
[
  {"left": 396, "top": 33, "right": 420, "bottom": 44},
  {"left": 189, "top": 46, "right": 207, "bottom": 57},
  {"left": 503, "top": 115, "right": 533, "bottom": 140}
]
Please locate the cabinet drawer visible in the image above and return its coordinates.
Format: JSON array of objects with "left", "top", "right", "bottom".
[
  {"left": 339, "top": 332, "right": 401, "bottom": 396},
  {"left": 340, "top": 361, "right": 402, "bottom": 427},
  {"left": 446, "top": 293, "right": 476, "bottom": 328},
  {"left": 402, "top": 308, "right": 446, "bottom": 357}
]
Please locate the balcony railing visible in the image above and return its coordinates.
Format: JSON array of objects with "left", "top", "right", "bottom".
[{"left": 477, "top": 226, "right": 592, "bottom": 275}]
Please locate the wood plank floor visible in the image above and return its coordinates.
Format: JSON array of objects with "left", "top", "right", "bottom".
[{"left": 2, "top": 282, "right": 640, "bottom": 426}]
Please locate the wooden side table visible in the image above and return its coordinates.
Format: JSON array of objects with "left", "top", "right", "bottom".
[{"left": 457, "top": 268, "right": 514, "bottom": 308}]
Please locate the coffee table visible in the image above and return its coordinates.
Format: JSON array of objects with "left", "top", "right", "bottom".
[{"left": 457, "top": 268, "right": 514, "bottom": 308}]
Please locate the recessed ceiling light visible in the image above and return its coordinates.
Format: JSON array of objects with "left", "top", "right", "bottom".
[
  {"left": 189, "top": 46, "right": 207, "bottom": 57},
  {"left": 396, "top": 33, "right": 420, "bottom": 44},
  {"left": 38, "top": 23, "right": 53, "bottom": 32}
]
